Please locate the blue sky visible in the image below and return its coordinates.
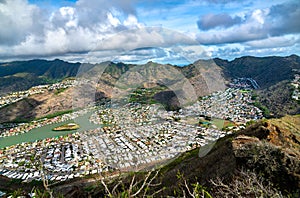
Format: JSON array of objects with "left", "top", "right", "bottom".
[{"left": 0, "top": 0, "right": 299, "bottom": 63}]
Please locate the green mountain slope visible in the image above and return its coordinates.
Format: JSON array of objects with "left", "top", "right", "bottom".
[
  {"left": 214, "top": 55, "right": 300, "bottom": 117},
  {"left": 214, "top": 54, "right": 300, "bottom": 89},
  {"left": 1, "top": 55, "right": 299, "bottom": 118},
  {"left": 0, "top": 59, "right": 80, "bottom": 95}
]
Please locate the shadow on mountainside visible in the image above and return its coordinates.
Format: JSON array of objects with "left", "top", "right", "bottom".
[{"left": 0, "top": 98, "right": 41, "bottom": 123}]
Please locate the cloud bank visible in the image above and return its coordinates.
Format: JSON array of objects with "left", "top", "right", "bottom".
[
  {"left": 197, "top": 13, "right": 242, "bottom": 30},
  {"left": 0, "top": 0, "right": 299, "bottom": 62},
  {"left": 197, "top": 1, "right": 300, "bottom": 45},
  {"left": 0, "top": 0, "right": 143, "bottom": 60}
]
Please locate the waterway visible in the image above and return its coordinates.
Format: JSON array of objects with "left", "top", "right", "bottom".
[{"left": 0, "top": 112, "right": 100, "bottom": 148}]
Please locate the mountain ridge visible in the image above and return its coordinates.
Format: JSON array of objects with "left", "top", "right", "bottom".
[
  {"left": 214, "top": 54, "right": 300, "bottom": 89},
  {"left": 0, "top": 55, "right": 299, "bottom": 120}
]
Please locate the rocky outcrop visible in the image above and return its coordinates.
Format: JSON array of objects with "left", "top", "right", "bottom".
[{"left": 157, "top": 116, "right": 300, "bottom": 196}]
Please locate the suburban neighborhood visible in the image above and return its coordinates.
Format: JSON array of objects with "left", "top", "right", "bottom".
[{"left": 0, "top": 78, "right": 263, "bottom": 183}]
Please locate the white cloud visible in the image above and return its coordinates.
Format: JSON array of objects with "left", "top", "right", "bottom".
[
  {"left": 107, "top": 12, "right": 121, "bottom": 27},
  {"left": 59, "top": 7, "right": 77, "bottom": 28},
  {"left": 206, "top": 39, "right": 300, "bottom": 60},
  {"left": 0, "top": 0, "right": 299, "bottom": 62},
  {"left": 196, "top": 1, "right": 300, "bottom": 46},
  {"left": 196, "top": 8, "right": 270, "bottom": 45},
  {"left": 251, "top": 9, "right": 268, "bottom": 25},
  {"left": 0, "top": 0, "right": 144, "bottom": 60},
  {"left": 197, "top": 13, "right": 242, "bottom": 30},
  {"left": 0, "top": 0, "right": 43, "bottom": 45},
  {"left": 76, "top": 27, "right": 208, "bottom": 64},
  {"left": 124, "top": 14, "right": 141, "bottom": 28},
  {"left": 245, "top": 35, "right": 300, "bottom": 49},
  {"left": 95, "top": 27, "right": 197, "bottom": 52}
]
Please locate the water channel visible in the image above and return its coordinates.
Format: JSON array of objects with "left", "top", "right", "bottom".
[{"left": 0, "top": 112, "right": 100, "bottom": 148}]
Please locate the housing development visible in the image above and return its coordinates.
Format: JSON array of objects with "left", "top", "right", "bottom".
[{"left": 0, "top": 81, "right": 263, "bottom": 182}]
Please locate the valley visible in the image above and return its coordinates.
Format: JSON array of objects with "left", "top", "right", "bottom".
[{"left": 0, "top": 56, "right": 299, "bottom": 196}]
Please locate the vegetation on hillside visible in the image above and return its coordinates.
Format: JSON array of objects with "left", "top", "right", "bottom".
[
  {"left": 215, "top": 54, "right": 300, "bottom": 89},
  {"left": 128, "top": 85, "right": 166, "bottom": 104},
  {"left": 255, "top": 81, "right": 300, "bottom": 117},
  {"left": 1, "top": 55, "right": 299, "bottom": 117},
  {"left": 0, "top": 59, "right": 80, "bottom": 95}
]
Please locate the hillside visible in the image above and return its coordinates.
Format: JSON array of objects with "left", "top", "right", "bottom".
[
  {"left": 0, "top": 88, "right": 77, "bottom": 123},
  {"left": 214, "top": 54, "right": 300, "bottom": 89},
  {"left": 49, "top": 115, "right": 298, "bottom": 197},
  {"left": 214, "top": 55, "right": 300, "bottom": 117},
  {"left": 0, "top": 87, "right": 108, "bottom": 123},
  {"left": 0, "top": 59, "right": 80, "bottom": 96},
  {"left": 152, "top": 115, "right": 300, "bottom": 197},
  {"left": 0, "top": 55, "right": 299, "bottom": 120},
  {"left": 0, "top": 60, "right": 224, "bottom": 122},
  {"left": 1, "top": 55, "right": 299, "bottom": 95},
  {"left": 255, "top": 81, "right": 300, "bottom": 117}
]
